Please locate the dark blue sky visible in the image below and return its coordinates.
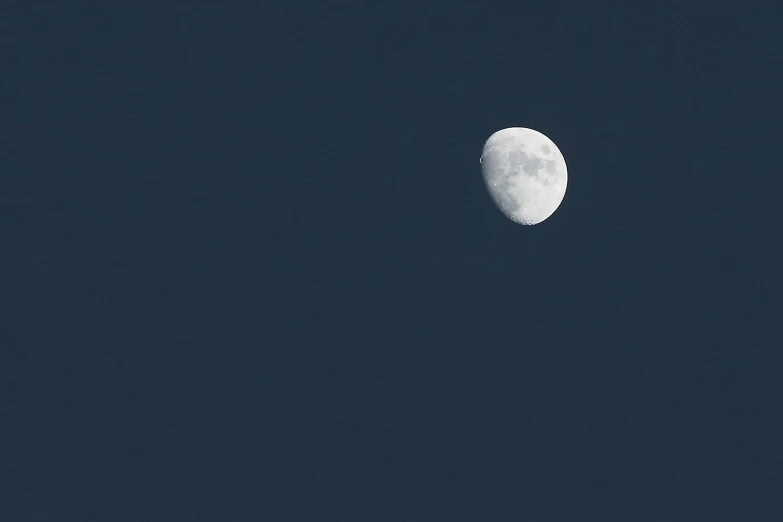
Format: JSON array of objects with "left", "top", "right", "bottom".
[{"left": 6, "top": 1, "right": 783, "bottom": 520}]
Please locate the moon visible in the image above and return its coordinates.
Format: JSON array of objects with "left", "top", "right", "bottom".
[{"left": 480, "top": 127, "right": 568, "bottom": 225}]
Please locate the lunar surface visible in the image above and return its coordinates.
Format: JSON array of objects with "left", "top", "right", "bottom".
[{"left": 480, "top": 127, "right": 568, "bottom": 225}]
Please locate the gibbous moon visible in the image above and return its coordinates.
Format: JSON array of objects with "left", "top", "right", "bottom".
[{"left": 481, "top": 127, "right": 568, "bottom": 225}]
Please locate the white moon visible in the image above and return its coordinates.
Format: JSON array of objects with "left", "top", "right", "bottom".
[{"left": 480, "top": 127, "right": 568, "bottom": 225}]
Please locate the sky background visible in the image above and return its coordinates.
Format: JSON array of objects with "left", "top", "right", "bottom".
[{"left": 5, "top": 1, "right": 783, "bottom": 520}]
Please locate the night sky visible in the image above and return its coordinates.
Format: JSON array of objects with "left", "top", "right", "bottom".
[{"left": 6, "top": 1, "right": 783, "bottom": 520}]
